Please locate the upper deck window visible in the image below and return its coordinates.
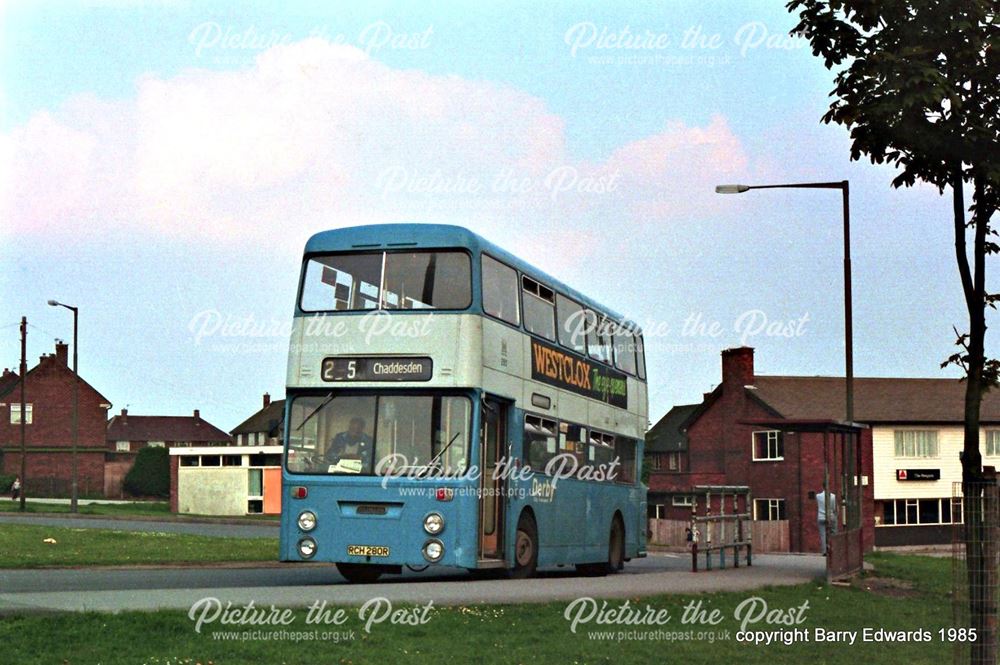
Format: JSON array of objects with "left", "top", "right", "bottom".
[
  {"left": 382, "top": 252, "right": 471, "bottom": 310},
  {"left": 522, "top": 277, "right": 556, "bottom": 341},
  {"left": 482, "top": 255, "right": 520, "bottom": 325},
  {"left": 612, "top": 328, "right": 638, "bottom": 375},
  {"left": 587, "top": 314, "right": 614, "bottom": 365},
  {"left": 556, "top": 294, "right": 587, "bottom": 355},
  {"left": 300, "top": 251, "right": 471, "bottom": 312}
]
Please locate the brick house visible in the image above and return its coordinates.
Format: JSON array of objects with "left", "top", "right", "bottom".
[
  {"left": 0, "top": 341, "right": 112, "bottom": 497},
  {"left": 650, "top": 346, "right": 1000, "bottom": 551},
  {"left": 648, "top": 347, "right": 875, "bottom": 553},
  {"left": 105, "top": 408, "right": 231, "bottom": 497},
  {"left": 231, "top": 393, "right": 284, "bottom": 446},
  {"left": 645, "top": 403, "right": 697, "bottom": 477}
]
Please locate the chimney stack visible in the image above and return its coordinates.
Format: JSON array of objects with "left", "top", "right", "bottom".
[
  {"left": 193, "top": 409, "right": 200, "bottom": 419},
  {"left": 721, "top": 346, "right": 755, "bottom": 388},
  {"left": 120, "top": 408, "right": 127, "bottom": 424},
  {"left": 263, "top": 393, "right": 271, "bottom": 409},
  {"left": 55, "top": 341, "right": 69, "bottom": 367}
]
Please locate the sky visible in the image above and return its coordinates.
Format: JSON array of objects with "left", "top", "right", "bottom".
[{"left": 0, "top": 0, "right": 990, "bottom": 431}]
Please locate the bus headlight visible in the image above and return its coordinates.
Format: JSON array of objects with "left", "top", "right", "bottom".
[
  {"left": 297, "top": 511, "right": 317, "bottom": 532},
  {"left": 423, "top": 512, "right": 444, "bottom": 535},
  {"left": 298, "top": 537, "right": 317, "bottom": 559},
  {"left": 422, "top": 539, "right": 444, "bottom": 562}
]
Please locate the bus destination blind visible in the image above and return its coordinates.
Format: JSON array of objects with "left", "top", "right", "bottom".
[{"left": 321, "top": 357, "right": 433, "bottom": 382}]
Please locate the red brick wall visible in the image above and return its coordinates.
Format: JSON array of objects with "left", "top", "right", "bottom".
[
  {"left": 0, "top": 351, "right": 110, "bottom": 496},
  {"left": 648, "top": 347, "right": 875, "bottom": 554},
  {"left": 169, "top": 454, "right": 179, "bottom": 513}
]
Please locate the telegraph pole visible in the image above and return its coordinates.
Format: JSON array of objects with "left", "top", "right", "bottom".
[{"left": 19, "top": 317, "right": 27, "bottom": 512}]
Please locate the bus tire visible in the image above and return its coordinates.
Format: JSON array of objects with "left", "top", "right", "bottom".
[
  {"left": 336, "top": 563, "right": 382, "bottom": 584},
  {"left": 607, "top": 517, "right": 625, "bottom": 574},
  {"left": 509, "top": 513, "right": 538, "bottom": 579}
]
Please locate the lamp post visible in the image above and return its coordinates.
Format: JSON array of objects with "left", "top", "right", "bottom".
[
  {"left": 47, "top": 300, "right": 79, "bottom": 513},
  {"left": 715, "top": 180, "right": 853, "bottom": 423}
]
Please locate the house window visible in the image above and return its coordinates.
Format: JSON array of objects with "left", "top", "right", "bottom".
[
  {"left": 146, "top": 441, "right": 165, "bottom": 448},
  {"left": 668, "top": 452, "right": 680, "bottom": 471},
  {"left": 894, "top": 430, "right": 938, "bottom": 458},
  {"left": 672, "top": 494, "right": 694, "bottom": 507},
  {"left": 10, "top": 404, "right": 32, "bottom": 424},
  {"left": 248, "top": 468, "right": 263, "bottom": 497},
  {"left": 115, "top": 441, "right": 130, "bottom": 452},
  {"left": 881, "top": 497, "right": 958, "bottom": 526},
  {"left": 752, "top": 431, "right": 783, "bottom": 461},
  {"left": 987, "top": 430, "right": 1000, "bottom": 457},
  {"left": 754, "top": 498, "right": 786, "bottom": 521},
  {"left": 236, "top": 434, "right": 244, "bottom": 446}
]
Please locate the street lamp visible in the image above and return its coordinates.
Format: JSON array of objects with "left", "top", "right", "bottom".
[
  {"left": 47, "top": 299, "right": 79, "bottom": 513},
  {"left": 715, "top": 181, "right": 853, "bottom": 423}
]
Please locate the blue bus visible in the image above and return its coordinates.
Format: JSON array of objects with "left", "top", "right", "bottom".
[{"left": 280, "top": 224, "right": 648, "bottom": 582}]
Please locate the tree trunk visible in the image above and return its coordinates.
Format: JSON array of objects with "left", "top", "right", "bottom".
[{"left": 956, "top": 171, "right": 995, "bottom": 665}]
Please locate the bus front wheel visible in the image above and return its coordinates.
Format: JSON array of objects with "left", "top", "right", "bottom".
[
  {"left": 509, "top": 513, "right": 538, "bottom": 579},
  {"left": 336, "top": 563, "right": 382, "bottom": 584}
]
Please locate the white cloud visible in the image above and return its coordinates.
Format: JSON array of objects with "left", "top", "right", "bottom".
[{"left": 1, "top": 38, "right": 762, "bottom": 249}]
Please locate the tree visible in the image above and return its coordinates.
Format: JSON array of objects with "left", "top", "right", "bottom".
[
  {"left": 123, "top": 446, "right": 170, "bottom": 498},
  {"left": 787, "top": 1, "right": 999, "bottom": 661}
]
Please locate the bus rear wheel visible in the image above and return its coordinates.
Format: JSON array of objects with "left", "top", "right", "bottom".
[
  {"left": 576, "top": 518, "right": 625, "bottom": 576},
  {"left": 509, "top": 513, "right": 538, "bottom": 579},
  {"left": 608, "top": 518, "right": 625, "bottom": 574},
  {"left": 336, "top": 563, "right": 383, "bottom": 584}
]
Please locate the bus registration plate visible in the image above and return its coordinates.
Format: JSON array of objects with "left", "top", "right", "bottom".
[{"left": 347, "top": 545, "right": 390, "bottom": 557}]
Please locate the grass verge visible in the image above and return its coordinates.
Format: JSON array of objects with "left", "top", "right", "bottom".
[
  {"left": 0, "top": 553, "right": 957, "bottom": 664},
  {"left": 0, "top": 523, "right": 277, "bottom": 567}
]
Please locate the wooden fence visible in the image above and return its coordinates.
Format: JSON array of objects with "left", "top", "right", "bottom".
[{"left": 649, "top": 518, "right": 791, "bottom": 553}]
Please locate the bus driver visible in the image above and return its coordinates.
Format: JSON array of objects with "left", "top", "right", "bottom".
[{"left": 324, "top": 417, "right": 373, "bottom": 470}]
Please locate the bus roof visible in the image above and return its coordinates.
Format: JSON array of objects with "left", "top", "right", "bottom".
[{"left": 304, "top": 223, "right": 640, "bottom": 331}]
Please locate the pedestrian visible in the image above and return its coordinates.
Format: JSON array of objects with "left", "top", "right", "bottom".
[
  {"left": 816, "top": 488, "right": 836, "bottom": 554},
  {"left": 10, "top": 475, "right": 21, "bottom": 501}
]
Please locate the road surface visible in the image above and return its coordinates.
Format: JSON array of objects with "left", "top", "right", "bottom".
[{"left": 0, "top": 553, "right": 825, "bottom": 613}]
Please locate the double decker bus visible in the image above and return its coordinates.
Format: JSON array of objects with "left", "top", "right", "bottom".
[{"left": 281, "top": 224, "right": 648, "bottom": 582}]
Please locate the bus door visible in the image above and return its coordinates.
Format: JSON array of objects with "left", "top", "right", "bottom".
[{"left": 479, "top": 396, "right": 507, "bottom": 559}]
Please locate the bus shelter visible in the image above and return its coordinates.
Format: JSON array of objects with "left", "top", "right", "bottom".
[{"left": 745, "top": 419, "right": 867, "bottom": 582}]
